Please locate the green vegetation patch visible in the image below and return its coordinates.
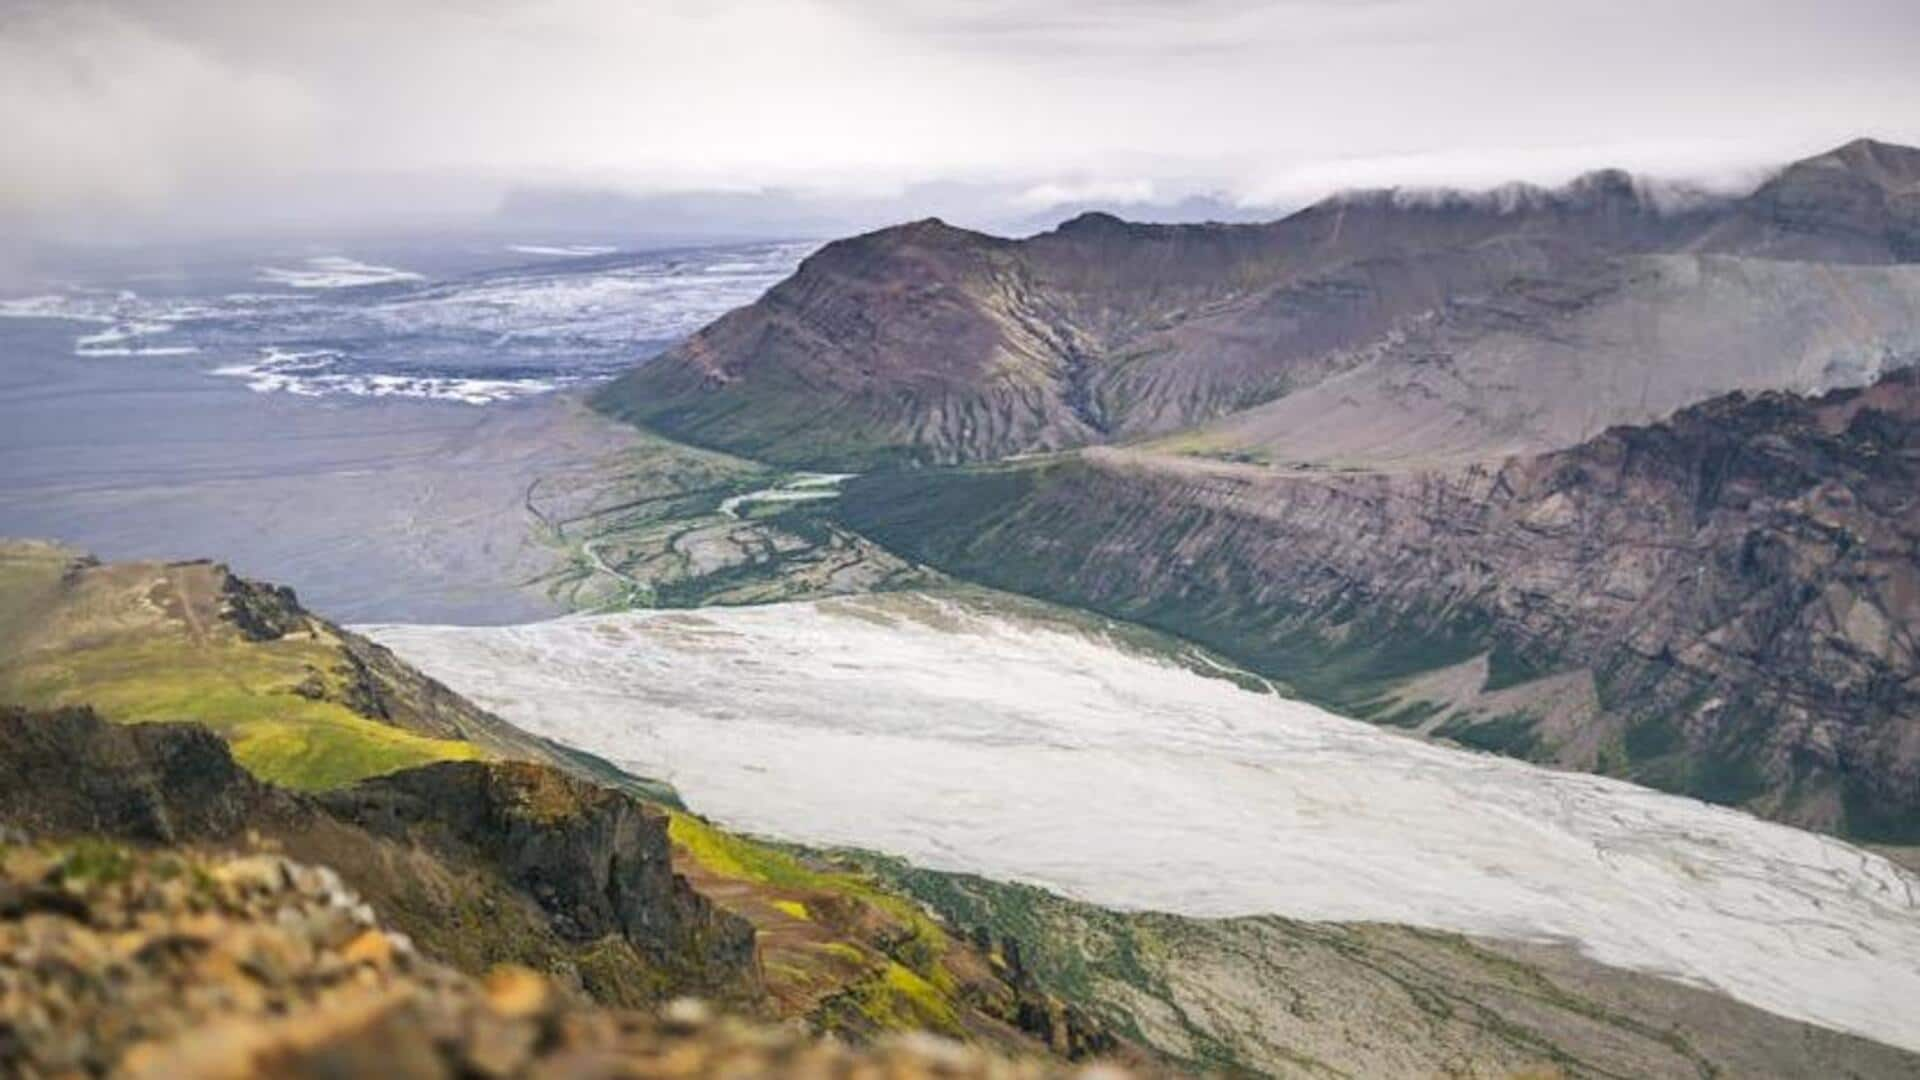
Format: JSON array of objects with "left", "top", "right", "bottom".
[
  {"left": 1432, "top": 711, "right": 1541, "bottom": 757},
  {"left": 0, "top": 562, "right": 482, "bottom": 791}
]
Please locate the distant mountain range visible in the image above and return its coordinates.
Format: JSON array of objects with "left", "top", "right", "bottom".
[
  {"left": 591, "top": 138, "right": 1920, "bottom": 841},
  {"left": 594, "top": 138, "right": 1920, "bottom": 470},
  {"left": 497, "top": 182, "right": 1270, "bottom": 247}
]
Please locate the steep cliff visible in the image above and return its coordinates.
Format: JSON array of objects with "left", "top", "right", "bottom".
[{"left": 842, "top": 370, "right": 1920, "bottom": 839}]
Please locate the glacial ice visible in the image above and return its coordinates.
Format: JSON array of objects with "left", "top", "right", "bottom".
[{"left": 364, "top": 592, "right": 1920, "bottom": 1051}]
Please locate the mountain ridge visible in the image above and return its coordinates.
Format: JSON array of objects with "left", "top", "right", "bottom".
[{"left": 594, "top": 137, "right": 1920, "bottom": 470}]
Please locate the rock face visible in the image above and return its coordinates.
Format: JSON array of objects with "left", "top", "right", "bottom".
[
  {"left": 0, "top": 706, "right": 757, "bottom": 1004},
  {"left": 0, "top": 705, "right": 297, "bottom": 844},
  {"left": 595, "top": 139, "right": 1920, "bottom": 469},
  {"left": 0, "top": 706, "right": 1127, "bottom": 1061},
  {"left": 321, "top": 762, "right": 754, "bottom": 991},
  {"left": 842, "top": 369, "right": 1920, "bottom": 839}
]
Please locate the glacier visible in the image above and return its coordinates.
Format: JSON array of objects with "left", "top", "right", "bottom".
[{"left": 363, "top": 591, "right": 1920, "bottom": 1051}]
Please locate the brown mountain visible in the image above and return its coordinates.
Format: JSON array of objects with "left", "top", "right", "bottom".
[{"left": 594, "top": 138, "right": 1920, "bottom": 470}]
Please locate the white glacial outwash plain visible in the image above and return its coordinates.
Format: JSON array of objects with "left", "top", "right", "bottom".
[{"left": 364, "top": 592, "right": 1920, "bottom": 1051}]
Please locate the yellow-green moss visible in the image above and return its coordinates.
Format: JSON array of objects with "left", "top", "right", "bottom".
[
  {"left": 668, "top": 812, "right": 943, "bottom": 941},
  {"left": 668, "top": 811, "right": 972, "bottom": 1031},
  {"left": 0, "top": 613, "right": 481, "bottom": 791}
]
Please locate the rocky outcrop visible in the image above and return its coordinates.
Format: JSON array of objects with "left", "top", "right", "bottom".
[
  {"left": 0, "top": 705, "right": 300, "bottom": 844},
  {"left": 0, "top": 706, "right": 755, "bottom": 1005},
  {"left": 596, "top": 139, "right": 1920, "bottom": 469},
  {"left": 841, "top": 370, "right": 1920, "bottom": 839},
  {"left": 321, "top": 762, "right": 754, "bottom": 993},
  {"left": 0, "top": 843, "right": 1118, "bottom": 1079}
]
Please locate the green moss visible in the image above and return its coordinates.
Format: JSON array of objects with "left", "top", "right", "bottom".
[
  {"left": 669, "top": 812, "right": 962, "bottom": 1005},
  {"left": 0, "top": 618, "right": 483, "bottom": 791},
  {"left": 574, "top": 935, "right": 675, "bottom": 1005},
  {"left": 59, "top": 839, "right": 135, "bottom": 885},
  {"left": 879, "top": 961, "right": 963, "bottom": 1031}
]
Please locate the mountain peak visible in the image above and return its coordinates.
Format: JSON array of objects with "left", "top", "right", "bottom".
[
  {"left": 1800, "top": 136, "right": 1920, "bottom": 186},
  {"left": 1054, "top": 210, "right": 1132, "bottom": 233},
  {"left": 857, "top": 216, "right": 997, "bottom": 249}
]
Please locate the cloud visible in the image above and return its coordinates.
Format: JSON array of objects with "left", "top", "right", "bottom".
[
  {"left": 1, "top": 0, "right": 1917, "bottom": 237},
  {"left": 0, "top": 1, "right": 320, "bottom": 220},
  {"left": 1016, "top": 178, "right": 1159, "bottom": 208}
]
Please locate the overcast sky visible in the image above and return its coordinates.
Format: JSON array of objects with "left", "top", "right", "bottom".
[{"left": 3, "top": 0, "right": 1918, "bottom": 237}]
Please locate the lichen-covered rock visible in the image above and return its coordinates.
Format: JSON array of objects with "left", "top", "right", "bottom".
[{"left": 0, "top": 844, "right": 1123, "bottom": 1079}]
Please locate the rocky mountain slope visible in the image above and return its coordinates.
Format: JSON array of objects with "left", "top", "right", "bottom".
[
  {"left": 594, "top": 139, "right": 1920, "bottom": 469},
  {"left": 842, "top": 369, "right": 1920, "bottom": 840},
  {"left": 0, "top": 546, "right": 1127, "bottom": 1058},
  {"left": 0, "top": 705, "right": 757, "bottom": 1007},
  {"left": 0, "top": 704, "right": 1125, "bottom": 1060},
  {"left": 850, "top": 854, "right": 1920, "bottom": 1080},
  {"left": 0, "top": 839, "right": 1115, "bottom": 1079}
]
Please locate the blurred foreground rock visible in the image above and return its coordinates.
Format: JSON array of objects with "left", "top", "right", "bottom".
[{"left": 0, "top": 842, "right": 1129, "bottom": 1079}]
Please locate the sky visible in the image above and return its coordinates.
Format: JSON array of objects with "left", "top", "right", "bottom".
[{"left": 3, "top": 0, "right": 1918, "bottom": 239}]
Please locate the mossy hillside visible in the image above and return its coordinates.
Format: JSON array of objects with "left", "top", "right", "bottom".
[
  {"left": 844, "top": 854, "right": 1920, "bottom": 1079},
  {"left": 0, "top": 540, "right": 72, "bottom": 646},
  {"left": 665, "top": 812, "right": 980, "bottom": 1040},
  {"left": 839, "top": 460, "right": 1503, "bottom": 713},
  {"left": 592, "top": 366, "right": 926, "bottom": 473},
  {"left": 1, "top": 626, "right": 484, "bottom": 791},
  {"left": 0, "top": 546, "right": 484, "bottom": 791}
]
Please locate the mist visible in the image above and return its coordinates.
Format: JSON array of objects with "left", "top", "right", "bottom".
[{"left": 3, "top": 0, "right": 1918, "bottom": 243}]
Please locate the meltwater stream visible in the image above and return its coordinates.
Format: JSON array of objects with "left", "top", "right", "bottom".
[{"left": 363, "top": 591, "right": 1920, "bottom": 1051}]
